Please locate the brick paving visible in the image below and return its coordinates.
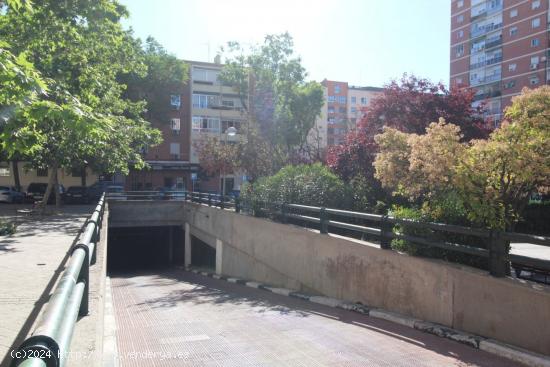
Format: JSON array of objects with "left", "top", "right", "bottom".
[{"left": 110, "top": 269, "right": 522, "bottom": 367}]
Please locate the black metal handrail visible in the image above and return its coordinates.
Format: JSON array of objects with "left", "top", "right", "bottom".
[
  {"left": 105, "top": 191, "right": 550, "bottom": 278},
  {"left": 11, "top": 194, "right": 106, "bottom": 367}
]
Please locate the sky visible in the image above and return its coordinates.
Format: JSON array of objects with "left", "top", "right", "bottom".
[{"left": 120, "top": 0, "right": 451, "bottom": 88}]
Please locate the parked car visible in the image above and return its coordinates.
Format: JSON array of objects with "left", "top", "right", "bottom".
[
  {"left": 65, "top": 186, "right": 92, "bottom": 204},
  {"left": 106, "top": 185, "right": 126, "bottom": 200},
  {"left": 26, "top": 183, "right": 65, "bottom": 204},
  {"left": 0, "top": 186, "right": 25, "bottom": 203}
]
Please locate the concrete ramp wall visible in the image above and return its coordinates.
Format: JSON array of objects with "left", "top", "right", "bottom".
[{"left": 183, "top": 203, "right": 550, "bottom": 356}]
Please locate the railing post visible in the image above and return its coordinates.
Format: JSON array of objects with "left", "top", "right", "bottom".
[
  {"left": 184, "top": 191, "right": 188, "bottom": 201},
  {"left": 235, "top": 197, "right": 241, "bottom": 213},
  {"left": 380, "top": 215, "right": 392, "bottom": 249},
  {"left": 489, "top": 230, "right": 508, "bottom": 277},
  {"left": 281, "top": 203, "right": 287, "bottom": 223},
  {"left": 221, "top": 195, "right": 225, "bottom": 210},
  {"left": 320, "top": 207, "right": 328, "bottom": 234},
  {"left": 208, "top": 193, "right": 212, "bottom": 206}
]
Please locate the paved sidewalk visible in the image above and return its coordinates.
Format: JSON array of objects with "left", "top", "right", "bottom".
[
  {"left": 0, "top": 205, "right": 92, "bottom": 366},
  {"left": 111, "top": 269, "right": 522, "bottom": 367}
]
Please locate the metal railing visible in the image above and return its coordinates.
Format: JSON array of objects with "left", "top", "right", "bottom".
[
  {"left": 11, "top": 194, "right": 106, "bottom": 367},
  {"left": 105, "top": 191, "right": 550, "bottom": 279}
]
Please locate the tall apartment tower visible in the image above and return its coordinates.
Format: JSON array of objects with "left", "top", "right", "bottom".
[{"left": 450, "top": 0, "right": 550, "bottom": 125}]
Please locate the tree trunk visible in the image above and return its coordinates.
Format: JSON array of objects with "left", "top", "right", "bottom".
[
  {"left": 54, "top": 168, "right": 61, "bottom": 210},
  {"left": 38, "top": 162, "right": 58, "bottom": 211},
  {"left": 11, "top": 160, "right": 21, "bottom": 191},
  {"left": 81, "top": 166, "right": 87, "bottom": 187}
]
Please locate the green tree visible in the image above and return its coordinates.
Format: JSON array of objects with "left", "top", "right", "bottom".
[
  {"left": 0, "top": 0, "right": 162, "bottom": 207},
  {"left": 218, "top": 33, "right": 324, "bottom": 161},
  {"left": 373, "top": 86, "right": 550, "bottom": 231}
]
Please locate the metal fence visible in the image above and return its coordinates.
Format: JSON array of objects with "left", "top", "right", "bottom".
[
  {"left": 105, "top": 191, "right": 550, "bottom": 279},
  {"left": 12, "top": 194, "right": 106, "bottom": 367}
]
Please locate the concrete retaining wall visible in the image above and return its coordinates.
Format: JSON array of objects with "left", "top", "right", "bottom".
[{"left": 183, "top": 203, "right": 550, "bottom": 356}]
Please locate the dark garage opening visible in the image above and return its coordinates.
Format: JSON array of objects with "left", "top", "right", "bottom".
[
  {"left": 108, "top": 226, "right": 184, "bottom": 272},
  {"left": 191, "top": 235, "right": 216, "bottom": 270}
]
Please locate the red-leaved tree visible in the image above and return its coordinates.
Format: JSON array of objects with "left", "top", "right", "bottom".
[{"left": 327, "top": 74, "right": 491, "bottom": 209}]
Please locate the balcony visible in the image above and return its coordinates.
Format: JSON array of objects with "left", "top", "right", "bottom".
[
  {"left": 471, "top": 22, "right": 502, "bottom": 38},
  {"left": 485, "top": 37, "right": 502, "bottom": 50}
]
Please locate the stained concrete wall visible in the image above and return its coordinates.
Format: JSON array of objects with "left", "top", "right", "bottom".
[
  {"left": 183, "top": 202, "right": 550, "bottom": 356},
  {"left": 108, "top": 200, "right": 185, "bottom": 228}
]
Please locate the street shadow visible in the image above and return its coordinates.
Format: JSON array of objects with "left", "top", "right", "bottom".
[{"left": 110, "top": 268, "right": 522, "bottom": 367}]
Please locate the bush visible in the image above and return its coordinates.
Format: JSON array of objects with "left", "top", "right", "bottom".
[
  {"left": 242, "top": 163, "right": 348, "bottom": 210},
  {"left": 515, "top": 201, "right": 550, "bottom": 235},
  {"left": 390, "top": 193, "right": 489, "bottom": 270},
  {"left": 0, "top": 220, "right": 16, "bottom": 236}
]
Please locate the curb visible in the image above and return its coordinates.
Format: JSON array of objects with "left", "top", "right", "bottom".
[{"left": 187, "top": 267, "right": 550, "bottom": 367}]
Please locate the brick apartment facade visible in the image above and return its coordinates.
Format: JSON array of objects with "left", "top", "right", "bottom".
[{"left": 450, "top": 0, "right": 550, "bottom": 124}]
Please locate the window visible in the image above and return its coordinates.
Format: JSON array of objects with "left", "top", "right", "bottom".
[
  {"left": 327, "top": 95, "right": 335, "bottom": 102},
  {"left": 532, "top": 0, "right": 540, "bottom": 10},
  {"left": 171, "top": 118, "right": 181, "bottom": 134},
  {"left": 457, "top": 0, "right": 464, "bottom": 8},
  {"left": 510, "top": 9, "right": 518, "bottom": 17},
  {"left": 530, "top": 76, "right": 539, "bottom": 85},
  {"left": 457, "top": 30, "right": 464, "bottom": 39},
  {"left": 37, "top": 168, "right": 48, "bottom": 177},
  {"left": 531, "top": 56, "right": 540, "bottom": 68},
  {"left": 0, "top": 167, "right": 10, "bottom": 177},
  {"left": 457, "top": 14, "right": 464, "bottom": 23},
  {"left": 532, "top": 18, "right": 540, "bottom": 28},
  {"left": 509, "top": 26, "right": 518, "bottom": 36},
  {"left": 192, "top": 94, "right": 207, "bottom": 108},
  {"left": 508, "top": 63, "right": 517, "bottom": 71},
  {"left": 192, "top": 67, "right": 219, "bottom": 84},
  {"left": 327, "top": 117, "right": 335, "bottom": 124},
  {"left": 328, "top": 107, "right": 335, "bottom": 113},
  {"left": 504, "top": 80, "right": 516, "bottom": 89},
  {"left": 222, "top": 100, "right": 234, "bottom": 108},
  {"left": 334, "top": 85, "right": 341, "bottom": 94},
  {"left": 456, "top": 44, "right": 464, "bottom": 57},
  {"left": 170, "top": 94, "right": 181, "bottom": 110},
  {"left": 339, "top": 107, "right": 346, "bottom": 113},
  {"left": 360, "top": 97, "right": 367, "bottom": 105},
  {"left": 456, "top": 77, "right": 463, "bottom": 85},
  {"left": 192, "top": 116, "right": 220, "bottom": 133},
  {"left": 351, "top": 96, "right": 356, "bottom": 104},
  {"left": 338, "top": 96, "right": 346, "bottom": 104},
  {"left": 531, "top": 38, "right": 540, "bottom": 47},
  {"left": 351, "top": 107, "right": 357, "bottom": 113},
  {"left": 170, "top": 143, "right": 180, "bottom": 159}
]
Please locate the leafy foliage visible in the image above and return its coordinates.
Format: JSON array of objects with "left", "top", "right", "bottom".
[
  {"left": 0, "top": 0, "right": 162, "bottom": 206},
  {"left": 212, "top": 33, "right": 324, "bottom": 167},
  {"left": 241, "top": 163, "right": 347, "bottom": 209},
  {"left": 363, "top": 73, "right": 490, "bottom": 140},
  {"left": 374, "top": 86, "right": 550, "bottom": 231}
]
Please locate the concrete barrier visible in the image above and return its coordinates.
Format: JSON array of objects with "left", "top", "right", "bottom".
[{"left": 183, "top": 202, "right": 550, "bottom": 356}]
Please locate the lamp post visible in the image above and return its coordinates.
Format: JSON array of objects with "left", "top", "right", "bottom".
[{"left": 221, "top": 126, "right": 237, "bottom": 196}]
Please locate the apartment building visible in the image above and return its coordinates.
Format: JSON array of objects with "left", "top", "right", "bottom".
[
  {"left": 188, "top": 60, "right": 248, "bottom": 194},
  {"left": 126, "top": 73, "right": 193, "bottom": 191},
  {"left": 310, "top": 80, "right": 382, "bottom": 149},
  {"left": 450, "top": 0, "right": 550, "bottom": 124}
]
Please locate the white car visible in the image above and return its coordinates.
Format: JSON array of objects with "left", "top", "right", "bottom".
[{"left": 0, "top": 186, "right": 25, "bottom": 203}]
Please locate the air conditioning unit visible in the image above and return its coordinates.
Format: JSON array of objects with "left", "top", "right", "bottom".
[{"left": 541, "top": 57, "right": 547, "bottom": 62}]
